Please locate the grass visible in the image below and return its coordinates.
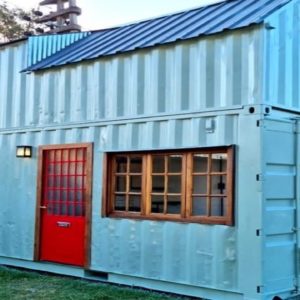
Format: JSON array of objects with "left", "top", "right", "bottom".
[{"left": 0, "top": 266, "right": 186, "bottom": 300}]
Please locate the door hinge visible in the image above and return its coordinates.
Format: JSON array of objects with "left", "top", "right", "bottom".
[
  {"left": 256, "top": 229, "right": 263, "bottom": 237},
  {"left": 257, "top": 285, "right": 264, "bottom": 294},
  {"left": 256, "top": 174, "right": 265, "bottom": 181},
  {"left": 256, "top": 119, "right": 265, "bottom": 128},
  {"left": 293, "top": 278, "right": 299, "bottom": 294}
]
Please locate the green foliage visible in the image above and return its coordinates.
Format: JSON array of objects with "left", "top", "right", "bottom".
[
  {"left": 0, "top": 267, "right": 184, "bottom": 300},
  {"left": 0, "top": 1, "right": 45, "bottom": 42}
]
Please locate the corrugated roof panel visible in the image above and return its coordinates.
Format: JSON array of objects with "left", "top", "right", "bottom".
[
  {"left": 25, "top": 0, "right": 291, "bottom": 72},
  {"left": 27, "top": 31, "right": 90, "bottom": 66}
]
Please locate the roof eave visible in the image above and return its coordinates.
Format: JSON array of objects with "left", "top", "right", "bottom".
[{"left": 0, "top": 37, "right": 28, "bottom": 48}]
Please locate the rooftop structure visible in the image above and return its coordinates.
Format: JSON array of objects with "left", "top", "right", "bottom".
[{"left": 37, "top": 0, "right": 81, "bottom": 33}]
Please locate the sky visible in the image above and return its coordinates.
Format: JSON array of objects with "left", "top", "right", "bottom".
[{"left": 4, "top": 0, "right": 223, "bottom": 31}]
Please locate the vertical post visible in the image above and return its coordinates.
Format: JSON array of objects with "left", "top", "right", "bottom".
[
  {"left": 56, "top": 0, "right": 64, "bottom": 27},
  {"left": 237, "top": 107, "right": 264, "bottom": 299},
  {"left": 69, "top": 0, "right": 78, "bottom": 26},
  {"left": 295, "top": 119, "right": 300, "bottom": 292}
]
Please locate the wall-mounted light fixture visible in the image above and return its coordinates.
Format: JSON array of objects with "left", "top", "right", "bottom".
[{"left": 16, "top": 146, "right": 32, "bottom": 158}]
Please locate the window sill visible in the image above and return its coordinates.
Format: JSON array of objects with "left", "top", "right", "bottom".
[{"left": 106, "top": 212, "right": 233, "bottom": 226}]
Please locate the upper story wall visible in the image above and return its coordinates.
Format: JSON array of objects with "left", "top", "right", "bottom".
[
  {"left": 0, "top": 26, "right": 264, "bottom": 130},
  {"left": 263, "top": 0, "right": 300, "bottom": 110},
  {"left": 0, "top": 41, "right": 27, "bottom": 129}
]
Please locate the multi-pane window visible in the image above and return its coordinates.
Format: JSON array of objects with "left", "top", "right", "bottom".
[
  {"left": 105, "top": 146, "right": 234, "bottom": 225},
  {"left": 150, "top": 154, "right": 184, "bottom": 215},
  {"left": 186, "top": 152, "right": 232, "bottom": 223},
  {"left": 112, "top": 155, "right": 144, "bottom": 213}
]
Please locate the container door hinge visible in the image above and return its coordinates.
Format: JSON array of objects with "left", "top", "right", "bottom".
[
  {"left": 256, "top": 285, "right": 264, "bottom": 294},
  {"left": 256, "top": 229, "right": 263, "bottom": 236},
  {"left": 293, "top": 278, "right": 299, "bottom": 294},
  {"left": 256, "top": 174, "right": 265, "bottom": 181},
  {"left": 256, "top": 119, "right": 265, "bottom": 128}
]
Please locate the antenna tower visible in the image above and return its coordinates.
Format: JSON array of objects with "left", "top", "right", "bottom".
[{"left": 37, "top": 0, "right": 81, "bottom": 33}]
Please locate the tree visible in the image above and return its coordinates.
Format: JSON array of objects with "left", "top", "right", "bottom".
[{"left": 0, "top": 1, "right": 45, "bottom": 42}]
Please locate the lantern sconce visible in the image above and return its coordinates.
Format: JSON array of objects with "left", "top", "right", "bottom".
[{"left": 16, "top": 146, "right": 32, "bottom": 158}]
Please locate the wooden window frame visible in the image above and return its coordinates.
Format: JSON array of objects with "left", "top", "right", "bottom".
[
  {"left": 103, "top": 146, "right": 234, "bottom": 226},
  {"left": 107, "top": 154, "right": 146, "bottom": 216}
]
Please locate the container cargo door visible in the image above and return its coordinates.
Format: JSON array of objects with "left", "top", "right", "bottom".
[
  {"left": 262, "top": 119, "right": 297, "bottom": 295},
  {"left": 36, "top": 144, "right": 92, "bottom": 267}
]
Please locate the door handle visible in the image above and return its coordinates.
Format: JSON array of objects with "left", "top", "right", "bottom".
[
  {"left": 57, "top": 221, "right": 71, "bottom": 228},
  {"left": 40, "top": 206, "right": 47, "bottom": 209}
]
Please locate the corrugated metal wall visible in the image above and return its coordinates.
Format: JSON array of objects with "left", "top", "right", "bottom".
[
  {"left": 0, "top": 132, "right": 37, "bottom": 260},
  {"left": 0, "top": 113, "right": 240, "bottom": 292},
  {"left": 0, "top": 41, "right": 28, "bottom": 129},
  {"left": 264, "top": 0, "right": 300, "bottom": 110},
  {"left": 262, "top": 2, "right": 300, "bottom": 294},
  {"left": 0, "top": 26, "right": 263, "bottom": 130}
]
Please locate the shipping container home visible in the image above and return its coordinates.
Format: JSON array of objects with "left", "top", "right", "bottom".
[{"left": 1, "top": 0, "right": 300, "bottom": 299}]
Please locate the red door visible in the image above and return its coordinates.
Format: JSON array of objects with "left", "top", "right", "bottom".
[{"left": 38, "top": 144, "right": 92, "bottom": 267}]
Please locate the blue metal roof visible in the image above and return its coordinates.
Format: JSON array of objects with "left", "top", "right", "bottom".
[
  {"left": 27, "top": 32, "right": 90, "bottom": 66},
  {"left": 25, "top": 0, "right": 291, "bottom": 72}
]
